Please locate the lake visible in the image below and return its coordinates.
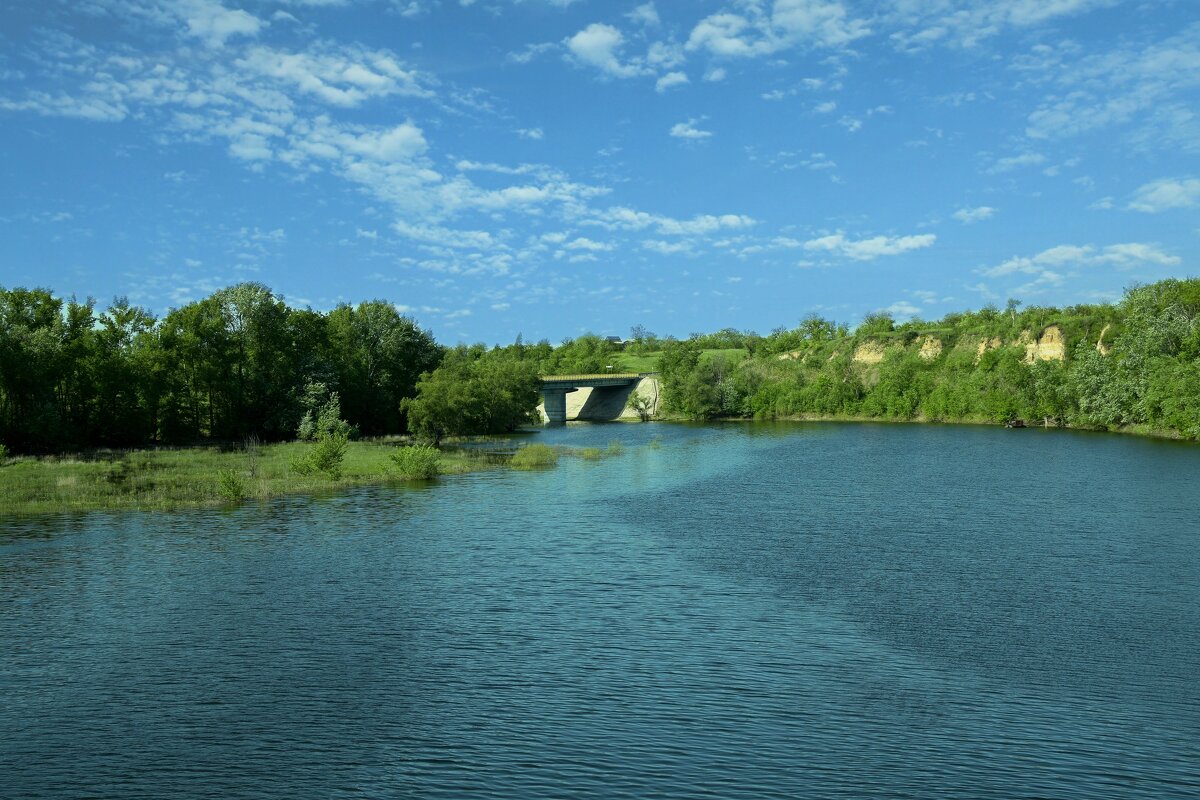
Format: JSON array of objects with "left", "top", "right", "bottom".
[{"left": 3, "top": 422, "right": 1199, "bottom": 799}]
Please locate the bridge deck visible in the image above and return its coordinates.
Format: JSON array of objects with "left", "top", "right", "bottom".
[{"left": 540, "top": 373, "right": 644, "bottom": 381}]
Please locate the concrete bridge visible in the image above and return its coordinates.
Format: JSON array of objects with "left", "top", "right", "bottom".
[{"left": 540, "top": 373, "right": 656, "bottom": 425}]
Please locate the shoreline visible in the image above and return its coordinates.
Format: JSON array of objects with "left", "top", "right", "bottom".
[{"left": 3, "top": 416, "right": 1196, "bottom": 518}]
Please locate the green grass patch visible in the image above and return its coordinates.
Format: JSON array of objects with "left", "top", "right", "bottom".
[
  {"left": 618, "top": 351, "right": 662, "bottom": 372},
  {"left": 510, "top": 443, "right": 559, "bottom": 470},
  {"left": 0, "top": 439, "right": 498, "bottom": 516}
]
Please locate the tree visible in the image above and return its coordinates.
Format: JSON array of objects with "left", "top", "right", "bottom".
[
  {"left": 327, "top": 301, "right": 442, "bottom": 435},
  {"left": 405, "top": 348, "right": 540, "bottom": 445}
]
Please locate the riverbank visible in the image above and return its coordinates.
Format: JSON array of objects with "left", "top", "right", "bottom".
[
  {"left": 0, "top": 440, "right": 491, "bottom": 517},
  {"left": 0, "top": 436, "right": 641, "bottom": 517},
  {"left": 740, "top": 413, "right": 1198, "bottom": 443}
]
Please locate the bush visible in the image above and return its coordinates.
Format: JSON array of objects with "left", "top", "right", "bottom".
[
  {"left": 217, "top": 469, "right": 246, "bottom": 503},
  {"left": 627, "top": 390, "right": 654, "bottom": 421},
  {"left": 390, "top": 444, "right": 441, "bottom": 479},
  {"left": 510, "top": 443, "right": 558, "bottom": 470},
  {"left": 292, "top": 431, "right": 349, "bottom": 480},
  {"left": 0, "top": 444, "right": 8, "bottom": 463},
  {"left": 606, "top": 440, "right": 624, "bottom": 456},
  {"left": 579, "top": 447, "right": 604, "bottom": 460}
]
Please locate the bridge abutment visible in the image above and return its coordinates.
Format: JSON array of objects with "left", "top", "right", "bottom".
[{"left": 542, "top": 388, "right": 574, "bottom": 426}]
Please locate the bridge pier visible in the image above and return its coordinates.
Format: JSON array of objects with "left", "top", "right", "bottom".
[{"left": 541, "top": 387, "right": 575, "bottom": 426}]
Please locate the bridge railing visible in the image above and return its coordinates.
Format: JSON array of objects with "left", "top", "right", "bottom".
[{"left": 540, "top": 373, "right": 644, "bottom": 381}]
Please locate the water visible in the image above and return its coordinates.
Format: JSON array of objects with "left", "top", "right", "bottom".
[{"left": 3, "top": 422, "right": 1199, "bottom": 799}]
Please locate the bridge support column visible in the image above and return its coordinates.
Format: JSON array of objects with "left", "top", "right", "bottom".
[{"left": 542, "top": 388, "right": 571, "bottom": 426}]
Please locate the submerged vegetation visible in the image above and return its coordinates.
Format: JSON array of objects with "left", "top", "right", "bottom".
[
  {"left": 0, "top": 436, "right": 650, "bottom": 516},
  {"left": 510, "top": 443, "right": 559, "bottom": 470}
]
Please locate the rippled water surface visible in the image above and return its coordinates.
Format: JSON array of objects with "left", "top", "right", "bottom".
[{"left": 3, "top": 422, "right": 1200, "bottom": 799}]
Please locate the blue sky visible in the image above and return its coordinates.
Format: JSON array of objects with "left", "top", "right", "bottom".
[{"left": 1, "top": 0, "right": 1197, "bottom": 343}]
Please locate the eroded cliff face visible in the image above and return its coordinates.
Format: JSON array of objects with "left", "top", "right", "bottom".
[
  {"left": 917, "top": 336, "right": 943, "bottom": 361},
  {"left": 1021, "top": 325, "right": 1066, "bottom": 363},
  {"left": 852, "top": 340, "right": 889, "bottom": 364},
  {"left": 847, "top": 325, "right": 1070, "bottom": 368}
]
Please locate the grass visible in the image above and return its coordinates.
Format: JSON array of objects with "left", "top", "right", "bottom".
[
  {"left": 618, "top": 347, "right": 749, "bottom": 373},
  {"left": 0, "top": 432, "right": 660, "bottom": 516},
  {"left": 0, "top": 440, "right": 497, "bottom": 517},
  {"left": 510, "top": 443, "right": 559, "bottom": 470}
]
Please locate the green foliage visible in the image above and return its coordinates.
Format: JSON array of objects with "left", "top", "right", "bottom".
[
  {"left": 216, "top": 469, "right": 246, "bottom": 503},
  {"left": 606, "top": 440, "right": 624, "bottom": 456},
  {"left": 0, "top": 443, "right": 8, "bottom": 463},
  {"left": 2, "top": 278, "right": 1199, "bottom": 453},
  {"left": 579, "top": 447, "right": 604, "bottom": 460},
  {"left": 650, "top": 279, "right": 1200, "bottom": 440},
  {"left": 297, "top": 381, "right": 355, "bottom": 441},
  {"left": 510, "top": 443, "right": 558, "bottom": 470},
  {"left": 389, "top": 444, "right": 441, "bottom": 479},
  {"left": 627, "top": 390, "right": 654, "bottom": 421},
  {"left": 291, "top": 431, "right": 349, "bottom": 479},
  {"left": 405, "top": 348, "right": 541, "bottom": 445}
]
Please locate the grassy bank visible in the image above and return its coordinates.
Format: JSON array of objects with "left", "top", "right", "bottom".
[
  {"left": 0, "top": 437, "right": 639, "bottom": 517},
  {"left": 0, "top": 440, "right": 500, "bottom": 517}
]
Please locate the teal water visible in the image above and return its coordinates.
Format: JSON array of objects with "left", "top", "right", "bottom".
[{"left": 2, "top": 422, "right": 1199, "bottom": 799}]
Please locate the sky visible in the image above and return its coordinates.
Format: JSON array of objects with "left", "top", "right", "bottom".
[{"left": 1, "top": 0, "right": 1198, "bottom": 343}]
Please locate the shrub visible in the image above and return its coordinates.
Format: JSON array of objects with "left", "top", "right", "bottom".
[
  {"left": 297, "top": 382, "right": 355, "bottom": 441},
  {"left": 0, "top": 444, "right": 8, "bottom": 463},
  {"left": 292, "top": 431, "right": 349, "bottom": 480},
  {"left": 217, "top": 469, "right": 246, "bottom": 503},
  {"left": 627, "top": 390, "right": 654, "bottom": 421},
  {"left": 606, "top": 440, "right": 625, "bottom": 456},
  {"left": 390, "top": 445, "right": 441, "bottom": 479},
  {"left": 310, "top": 432, "right": 348, "bottom": 479},
  {"left": 510, "top": 443, "right": 558, "bottom": 470},
  {"left": 579, "top": 447, "right": 604, "bottom": 460}
]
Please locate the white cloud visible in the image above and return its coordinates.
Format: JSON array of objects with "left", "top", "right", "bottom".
[
  {"left": 886, "top": 301, "right": 921, "bottom": 316},
  {"left": 236, "top": 45, "right": 431, "bottom": 107},
  {"left": 686, "top": 0, "right": 869, "bottom": 59},
  {"left": 953, "top": 206, "right": 996, "bottom": 224},
  {"left": 655, "top": 71, "right": 689, "bottom": 92},
  {"left": 563, "top": 236, "right": 613, "bottom": 251},
  {"left": 982, "top": 242, "right": 1180, "bottom": 278},
  {"left": 182, "top": 0, "right": 263, "bottom": 47},
  {"left": 643, "top": 239, "right": 694, "bottom": 255},
  {"left": 814, "top": 100, "right": 837, "bottom": 113},
  {"left": 987, "top": 153, "right": 1046, "bottom": 173},
  {"left": 1023, "top": 27, "right": 1200, "bottom": 144},
  {"left": 593, "top": 207, "right": 755, "bottom": 235},
  {"left": 565, "top": 23, "right": 648, "bottom": 78},
  {"left": 803, "top": 232, "right": 936, "bottom": 260},
  {"left": 1127, "top": 177, "right": 1200, "bottom": 213},
  {"left": 887, "top": 0, "right": 1117, "bottom": 50},
  {"left": 704, "top": 67, "right": 728, "bottom": 82},
  {"left": 837, "top": 115, "right": 861, "bottom": 132},
  {"left": 517, "top": 127, "right": 544, "bottom": 140},
  {"left": 670, "top": 118, "right": 712, "bottom": 139},
  {"left": 627, "top": 2, "right": 660, "bottom": 27}
]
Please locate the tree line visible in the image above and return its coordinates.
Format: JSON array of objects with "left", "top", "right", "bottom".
[
  {"left": 0, "top": 283, "right": 445, "bottom": 452},
  {"left": 0, "top": 282, "right": 645, "bottom": 454},
  {"left": 657, "top": 279, "right": 1200, "bottom": 439},
  {"left": 3, "top": 277, "right": 1198, "bottom": 453}
]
